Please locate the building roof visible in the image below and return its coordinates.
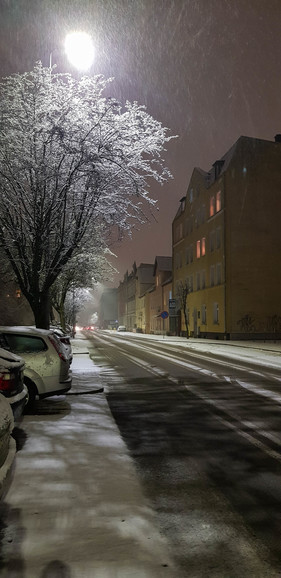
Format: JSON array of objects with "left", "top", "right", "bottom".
[
  {"left": 154, "top": 256, "right": 172, "bottom": 273},
  {"left": 137, "top": 263, "right": 154, "bottom": 284}
]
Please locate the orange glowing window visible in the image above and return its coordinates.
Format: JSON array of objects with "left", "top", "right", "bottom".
[
  {"left": 216, "top": 191, "right": 221, "bottom": 212},
  {"left": 210, "top": 196, "right": 215, "bottom": 217},
  {"left": 196, "top": 240, "right": 201, "bottom": 258},
  {"left": 201, "top": 237, "right": 206, "bottom": 256}
]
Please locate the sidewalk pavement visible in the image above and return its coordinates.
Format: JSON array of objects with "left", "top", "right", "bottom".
[{"left": 0, "top": 334, "right": 177, "bottom": 578}]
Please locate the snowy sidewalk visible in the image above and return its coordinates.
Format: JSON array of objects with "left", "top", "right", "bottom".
[{"left": 0, "top": 335, "right": 176, "bottom": 578}]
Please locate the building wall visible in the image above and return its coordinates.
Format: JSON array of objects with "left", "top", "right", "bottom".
[
  {"left": 173, "top": 136, "right": 281, "bottom": 339},
  {"left": 224, "top": 137, "right": 281, "bottom": 336}
]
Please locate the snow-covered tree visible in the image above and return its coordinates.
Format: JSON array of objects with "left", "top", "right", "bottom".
[
  {"left": 50, "top": 246, "right": 116, "bottom": 330},
  {"left": 0, "top": 63, "right": 174, "bottom": 328}
]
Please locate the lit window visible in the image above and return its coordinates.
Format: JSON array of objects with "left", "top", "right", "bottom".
[
  {"left": 216, "top": 191, "right": 221, "bottom": 212},
  {"left": 196, "top": 240, "right": 201, "bottom": 259},
  {"left": 210, "top": 196, "right": 215, "bottom": 217},
  {"left": 201, "top": 237, "right": 206, "bottom": 256}
]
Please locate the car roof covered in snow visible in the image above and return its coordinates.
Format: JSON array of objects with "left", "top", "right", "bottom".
[{"left": 0, "top": 326, "right": 53, "bottom": 336}]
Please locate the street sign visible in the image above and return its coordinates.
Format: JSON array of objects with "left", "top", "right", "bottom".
[{"left": 160, "top": 310, "right": 169, "bottom": 319}]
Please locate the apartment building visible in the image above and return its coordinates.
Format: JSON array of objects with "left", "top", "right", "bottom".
[
  {"left": 172, "top": 135, "right": 281, "bottom": 339},
  {"left": 117, "top": 258, "right": 172, "bottom": 333}
]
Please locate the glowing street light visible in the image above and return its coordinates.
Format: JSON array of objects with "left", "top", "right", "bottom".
[{"left": 64, "top": 31, "right": 95, "bottom": 72}]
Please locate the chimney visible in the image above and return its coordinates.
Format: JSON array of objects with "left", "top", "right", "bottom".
[
  {"left": 274, "top": 134, "right": 281, "bottom": 142},
  {"left": 212, "top": 160, "right": 224, "bottom": 179}
]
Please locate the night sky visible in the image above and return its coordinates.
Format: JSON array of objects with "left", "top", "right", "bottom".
[{"left": 1, "top": 0, "right": 281, "bottom": 287}]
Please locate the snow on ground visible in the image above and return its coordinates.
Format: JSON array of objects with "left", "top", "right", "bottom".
[
  {"left": 0, "top": 336, "right": 177, "bottom": 578},
  {"left": 102, "top": 330, "right": 281, "bottom": 371}
]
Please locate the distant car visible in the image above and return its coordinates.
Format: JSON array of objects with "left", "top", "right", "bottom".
[
  {"left": 50, "top": 327, "right": 73, "bottom": 365},
  {"left": 0, "top": 326, "right": 72, "bottom": 411},
  {"left": 0, "top": 347, "right": 27, "bottom": 419},
  {"left": 0, "top": 393, "right": 16, "bottom": 498},
  {"left": 117, "top": 325, "right": 126, "bottom": 332}
]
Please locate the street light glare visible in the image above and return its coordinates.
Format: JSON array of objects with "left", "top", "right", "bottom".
[{"left": 65, "top": 31, "right": 95, "bottom": 71}]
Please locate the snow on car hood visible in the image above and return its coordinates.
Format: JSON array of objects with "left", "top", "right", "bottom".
[{"left": 0, "top": 347, "right": 25, "bottom": 371}]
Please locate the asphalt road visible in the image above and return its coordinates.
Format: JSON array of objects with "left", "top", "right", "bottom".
[{"left": 87, "top": 330, "right": 281, "bottom": 577}]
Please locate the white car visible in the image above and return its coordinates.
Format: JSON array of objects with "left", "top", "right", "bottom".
[
  {"left": 117, "top": 325, "right": 126, "bottom": 332},
  {"left": 0, "top": 393, "right": 16, "bottom": 498},
  {"left": 0, "top": 326, "right": 72, "bottom": 411},
  {"left": 49, "top": 326, "right": 73, "bottom": 364},
  {"left": 0, "top": 347, "right": 27, "bottom": 419}
]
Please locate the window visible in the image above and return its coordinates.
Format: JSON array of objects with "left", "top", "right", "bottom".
[
  {"left": 196, "top": 240, "right": 201, "bottom": 259},
  {"left": 216, "top": 263, "right": 222, "bottom": 285},
  {"left": 210, "top": 265, "right": 215, "bottom": 287},
  {"left": 201, "top": 237, "right": 206, "bottom": 256},
  {"left": 210, "top": 196, "right": 215, "bottom": 217},
  {"left": 210, "top": 231, "right": 215, "bottom": 252},
  {"left": 213, "top": 303, "right": 219, "bottom": 324},
  {"left": 216, "top": 227, "right": 221, "bottom": 249},
  {"left": 189, "top": 275, "right": 193, "bottom": 292},
  {"left": 216, "top": 191, "right": 221, "bottom": 212},
  {"left": 201, "top": 304, "right": 207, "bottom": 325},
  {"left": 185, "top": 247, "right": 189, "bottom": 264},
  {"left": 190, "top": 245, "right": 194, "bottom": 263},
  {"left": 2, "top": 334, "right": 47, "bottom": 354},
  {"left": 201, "top": 270, "right": 206, "bottom": 289},
  {"left": 196, "top": 272, "right": 200, "bottom": 291}
]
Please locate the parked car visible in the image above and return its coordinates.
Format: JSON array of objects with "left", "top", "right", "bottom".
[
  {"left": 0, "top": 326, "right": 72, "bottom": 411},
  {"left": 0, "top": 393, "right": 16, "bottom": 498},
  {"left": 49, "top": 326, "right": 73, "bottom": 365},
  {"left": 117, "top": 325, "right": 126, "bottom": 332},
  {"left": 0, "top": 347, "right": 27, "bottom": 419}
]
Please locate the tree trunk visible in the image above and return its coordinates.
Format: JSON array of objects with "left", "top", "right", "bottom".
[
  {"left": 183, "top": 310, "right": 189, "bottom": 339},
  {"left": 31, "top": 291, "right": 51, "bottom": 329},
  {"left": 59, "top": 301, "right": 66, "bottom": 331}
]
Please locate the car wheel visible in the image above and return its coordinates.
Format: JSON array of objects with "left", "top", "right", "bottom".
[{"left": 24, "top": 379, "right": 37, "bottom": 413}]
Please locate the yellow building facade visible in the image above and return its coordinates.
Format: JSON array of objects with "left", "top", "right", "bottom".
[{"left": 173, "top": 135, "right": 281, "bottom": 339}]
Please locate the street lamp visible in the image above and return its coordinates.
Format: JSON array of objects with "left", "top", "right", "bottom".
[{"left": 64, "top": 31, "right": 95, "bottom": 71}]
